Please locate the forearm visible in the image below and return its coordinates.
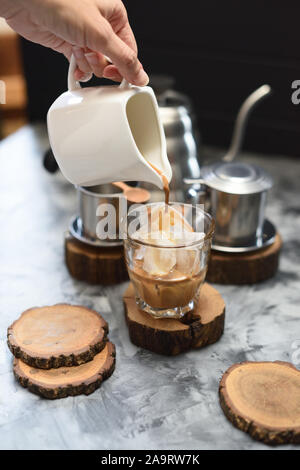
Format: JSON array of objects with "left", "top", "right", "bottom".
[
  {"left": 0, "top": 0, "right": 50, "bottom": 19},
  {"left": 0, "top": 0, "right": 19, "bottom": 18}
]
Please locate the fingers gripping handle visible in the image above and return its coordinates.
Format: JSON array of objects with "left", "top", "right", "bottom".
[{"left": 67, "top": 53, "right": 131, "bottom": 91}]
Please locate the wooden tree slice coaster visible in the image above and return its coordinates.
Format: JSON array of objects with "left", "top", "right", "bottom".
[
  {"left": 65, "top": 233, "right": 128, "bottom": 285},
  {"left": 7, "top": 304, "right": 108, "bottom": 369},
  {"left": 207, "top": 234, "right": 282, "bottom": 285},
  {"left": 13, "top": 342, "right": 116, "bottom": 399},
  {"left": 123, "top": 282, "right": 225, "bottom": 355},
  {"left": 219, "top": 361, "right": 300, "bottom": 446}
]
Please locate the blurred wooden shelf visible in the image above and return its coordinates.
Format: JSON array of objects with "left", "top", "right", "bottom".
[
  {"left": 0, "top": 74, "right": 27, "bottom": 109},
  {"left": 0, "top": 20, "right": 28, "bottom": 137}
]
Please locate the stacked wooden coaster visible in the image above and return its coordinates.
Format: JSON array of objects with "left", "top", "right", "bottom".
[{"left": 7, "top": 304, "right": 115, "bottom": 399}]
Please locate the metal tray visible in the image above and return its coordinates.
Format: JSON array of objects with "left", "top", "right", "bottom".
[
  {"left": 69, "top": 215, "right": 123, "bottom": 248},
  {"left": 212, "top": 219, "right": 276, "bottom": 253}
]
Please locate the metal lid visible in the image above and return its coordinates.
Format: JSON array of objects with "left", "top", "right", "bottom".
[{"left": 201, "top": 162, "right": 273, "bottom": 195}]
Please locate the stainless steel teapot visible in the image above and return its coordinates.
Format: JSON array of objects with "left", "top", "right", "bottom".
[
  {"left": 184, "top": 84, "right": 274, "bottom": 250},
  {"left": 150, "top": 75, "right": 201, "bottom": 200}
]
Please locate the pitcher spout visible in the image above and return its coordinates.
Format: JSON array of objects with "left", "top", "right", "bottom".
[{"left": 129, "top": 156, "right": 172, "bottom": 190}]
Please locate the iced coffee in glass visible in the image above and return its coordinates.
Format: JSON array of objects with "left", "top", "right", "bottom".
[{"left": 124, "top": 202, "right": 214, "bottom": 319}]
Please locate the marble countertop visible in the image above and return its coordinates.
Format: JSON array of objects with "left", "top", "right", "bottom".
[{"left": 0, "top": 125, "right": 299, "bottom": 450}]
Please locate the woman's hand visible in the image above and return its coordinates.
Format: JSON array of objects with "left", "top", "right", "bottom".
[{"left": 0, "top": 0, "right": 148, "bottom": 85}]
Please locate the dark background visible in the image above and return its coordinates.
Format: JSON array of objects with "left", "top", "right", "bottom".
[{"left": 21, "top": 0, "right": 300, "bottom": 156}]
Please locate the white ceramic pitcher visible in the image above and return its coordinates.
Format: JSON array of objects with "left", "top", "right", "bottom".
[{"left": 47, "top": 56, "right": 172, "bottom": 188}]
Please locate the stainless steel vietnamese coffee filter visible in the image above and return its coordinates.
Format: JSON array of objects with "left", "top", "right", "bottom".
[
  {"left": 199, "top": 161, "right": 273, "bottom": 248},
  {"left": 184, "top": 161, "right": 274, "bottom": 249},
  {"left": 69, "top": 184, "right": 131, "bottom": 247}
]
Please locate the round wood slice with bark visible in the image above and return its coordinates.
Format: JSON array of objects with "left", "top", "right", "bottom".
[
  {"left": 7, "top": 304, "right": 108, "bottom": 369},
  {"left": 13, "top": 342, "right": 116, "bottom": 399},
  {"left": 219, "top": 361, "right": 300, "bottom": 445},
  {"left": 123, "top": 282, "right": 225, "bottom": 355},
  {"left": 65, "top": 234, "right": 128, "bottom": 285},
  {"left": 207, "top": 234, "right": 282, "bottom": 285}
]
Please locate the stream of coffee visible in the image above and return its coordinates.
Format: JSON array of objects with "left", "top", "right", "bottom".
[{"left": 148, "top": 163, "right": 169, "bottom": 205}]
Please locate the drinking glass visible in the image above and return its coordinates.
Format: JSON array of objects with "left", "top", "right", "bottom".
[{"left": 124, "top": 203, "right": 214, "bottom": 319}]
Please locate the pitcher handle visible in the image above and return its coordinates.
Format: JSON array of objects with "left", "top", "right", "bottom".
[
  {"left": 119, "top": 79, "right": 131, "bottom": 89},
  {"left": 68, "top": 54, "right": 82, "bottom": 91},
  {"left": 68, "top": 53, "right": 132, "bottom": 91}
]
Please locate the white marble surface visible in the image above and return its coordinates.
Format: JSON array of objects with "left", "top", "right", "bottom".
[{"left": 0, "top": 125, "right": 299, "bottom": 450}]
